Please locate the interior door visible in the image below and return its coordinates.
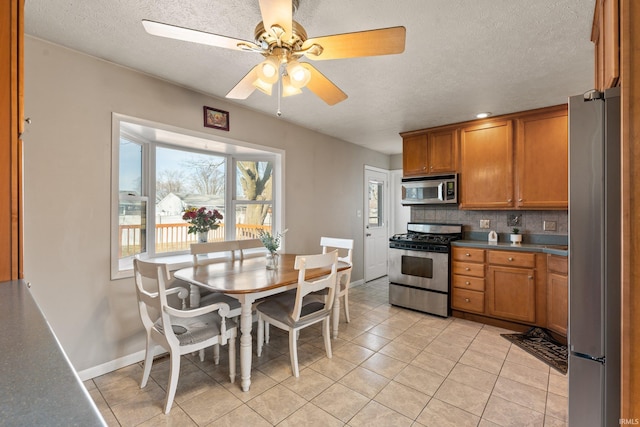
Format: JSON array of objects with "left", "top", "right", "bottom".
[{"left": 364, "top": 167, "right": 389, "bottom": 281}]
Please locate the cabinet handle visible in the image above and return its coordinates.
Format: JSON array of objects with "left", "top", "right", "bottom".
[
  {"left": 465, "top": 281, "right": 470, "bottom": 285},
  {"left": 508, "top": 257, "right": 513, "bottom": 261},
  {"left": 508, "top": 198, "right": 512, "bottom": 202},
  {"left": 519, "top": 198, "right": 523, "bottom": 202},
  {"left": 465, "top": 298, "right": 471, "bottom": 303},
  {"left": 528, "top": 276, "right": 533, "bottom": 280},
  {"left": 465, "top": 267, "right": 470, "bottom": 271},
  {"left": 465, "top": 253, "right": 471, "bottom": 257}
]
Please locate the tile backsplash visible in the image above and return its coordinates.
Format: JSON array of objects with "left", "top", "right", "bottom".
[{"left": 410, "top": 206, "right": 568, "bottom": 236}]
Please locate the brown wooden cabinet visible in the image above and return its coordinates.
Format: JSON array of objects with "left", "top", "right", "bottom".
[
  {"left": 451, "top": 247, "right": 486, "bottom": 314},
  {"left": 516, "top": 107, "right": 569, "bottom": 209},
  {"left": 486, "top": 250, "right": 537, "bottom": 323},
  {"left": 546, "top": 255, "right": 568, "bottom": 336},
  {"left": 592, "top": 0, "right": 619, "bottom": 91},
  {"left": 459, "top": 120, "right": 514, "bottom": 209},
  {"left": 401, "top": 127, "right": 457, "bottom": 177},
  {"left": 1, "top": 0, "right": 24, "bottom": 281}
]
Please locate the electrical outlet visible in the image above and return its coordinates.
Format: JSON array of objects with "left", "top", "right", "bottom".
[
  {"left": 480, "top": 219, "right": 490, "bottom": 229},
  {"left": 543, "top": 220, "right": 557, "bottom": 231}
]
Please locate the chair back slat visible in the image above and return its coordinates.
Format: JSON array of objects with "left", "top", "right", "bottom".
[
  {"left": 291, "top": 251, "right": 338, "bottom": 322},
  {"left": 320, "top": 236, "right": 353, "bottom": 265},
  {"left": 237, "top": 238, "right": 266, "bottom": 260}
]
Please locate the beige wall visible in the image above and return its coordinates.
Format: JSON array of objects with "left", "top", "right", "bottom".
[{"left": 23, "top": 36, "right": 390, "bottom": 373}]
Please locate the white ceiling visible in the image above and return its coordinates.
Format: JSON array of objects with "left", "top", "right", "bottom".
[{"left": 24, "top": 0, "right": 596, "bottom": 155}]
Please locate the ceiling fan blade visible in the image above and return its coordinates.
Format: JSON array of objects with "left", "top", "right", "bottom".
[
  {"left": 302, "top": 26, "right": 406, "bottom": 60},
  {"left": 300, "top": 63, "right": 348, "bottom": 105},
  {"left": 142, "top": 19, "right": 260, "bottom": 51},
  {"left": 226, "top": 66, "right": 259, "bottom": 99},
  {"left": 259, "top": 0, "right": 293, "bottom": 39}
]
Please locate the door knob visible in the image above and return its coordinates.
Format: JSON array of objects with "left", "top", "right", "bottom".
[{"left": 366, "top": 233, "right": 372, "bottom": 237}]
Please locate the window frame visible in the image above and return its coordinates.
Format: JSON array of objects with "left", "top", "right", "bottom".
[{"left": 111, "top": 113, "right": 284, "bottom": 279}]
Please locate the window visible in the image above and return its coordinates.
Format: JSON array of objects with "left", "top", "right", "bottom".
[{"left": 111, "top": 115, "right": 282, "bottom": 278}]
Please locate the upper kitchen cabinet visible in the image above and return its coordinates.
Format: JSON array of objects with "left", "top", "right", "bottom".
[
  {"left": 401, "top": 127, "right": 457, "bottom": 177},
  {"left": 459, "top": 120, "right": 514, "bottom": 209},
  {"left": 515, "top": 106, "right": 568, "bottom": 209},
  {"left": 592, "top": 0, "right": 619, "bottom": 91}
]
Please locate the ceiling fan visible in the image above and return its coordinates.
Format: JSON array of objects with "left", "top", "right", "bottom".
[{"left": 142, "top": 0, "right": 406, "bottom": 106}]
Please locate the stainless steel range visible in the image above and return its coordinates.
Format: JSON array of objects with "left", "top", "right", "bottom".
[{"left": 389, "top": 223, "right": 462, "bottom": 317}]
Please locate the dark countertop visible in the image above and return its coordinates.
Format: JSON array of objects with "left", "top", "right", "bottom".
[
  {"left": 0, "top": 280, "right": 106, "bottom": 427},
  {"left": 452, "top": 240, "right": 569, "bottom": 256}
]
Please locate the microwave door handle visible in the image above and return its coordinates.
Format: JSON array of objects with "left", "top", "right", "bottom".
[{"left": 438, "top": 182, "right": 444, "bottom": 201}]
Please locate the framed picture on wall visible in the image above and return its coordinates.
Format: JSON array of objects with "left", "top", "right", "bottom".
[{"left": 203, "top": 106, "right": 229, "bottom": 131}]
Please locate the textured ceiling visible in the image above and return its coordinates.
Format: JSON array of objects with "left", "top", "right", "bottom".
[{"left": 24, "top": 0, "right": 596, "bottom": 155}]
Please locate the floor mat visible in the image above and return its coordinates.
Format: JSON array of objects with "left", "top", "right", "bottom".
[{"left": 501, "top": 327, "right": 568, "bottom": 374}]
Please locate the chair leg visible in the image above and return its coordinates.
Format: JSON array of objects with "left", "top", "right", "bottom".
[
  {"left": 228, "top": 336, "right": 236, "bottom": 383},
  {"left": 265, "top": 322, "right": 270, "bottom": 343},
  {"left": 343, "top": 293, "right": 350, "bottom": 323},
  {"left": 257, "top": 315, "right": 264, "bottom": 357},
  {"left": 199, "top": 348, "right": 205, "bottom": 362},
  {"left": 323, "top": 318, "right": 333, "bottom": 359},
  {"left": 163, "top": 350, "right": 180, "bottom": 414},
  {"left": 213, "top": 343, "right": 220, "bottom": 365},
  {"left": 289, "top": 328, "right": 300, "bottom": 377},
  {"left": 140, "top": 337, "right": 154, "bottom": 388}
]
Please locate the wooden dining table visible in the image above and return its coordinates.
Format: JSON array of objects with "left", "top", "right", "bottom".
[{"left": 174, "top": 253, "right": 350, "bottom": 392}]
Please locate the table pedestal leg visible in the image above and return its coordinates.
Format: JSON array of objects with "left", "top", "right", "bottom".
[{"left": 239, "top": 300, "right": 253, "bottom": 392}]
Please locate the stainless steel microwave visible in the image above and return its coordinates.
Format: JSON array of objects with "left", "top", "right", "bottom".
[{"left": 401, "top": 174, "right": 458, "bottom": 205}]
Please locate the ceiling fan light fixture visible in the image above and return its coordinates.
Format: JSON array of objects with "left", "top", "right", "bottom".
[
  {"left": 282, "top": 75, "right": 303, "bottom": 97},
  {"left": 253, "top": 78, "right": 273, "bottom": 95},
  {"left": 286, "top": 61, "right": 311, "bottom": 88},
  {"left": 257, "top": 56, "right": 280, "bottom": 84}
]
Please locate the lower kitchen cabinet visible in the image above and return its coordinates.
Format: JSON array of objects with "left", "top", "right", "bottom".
[
  {"left": 546, "top": 254, "right": 568, "bottom": 336},
  {"left": 452, "top": 246, "right": 550, "bottom": 329},
  {"left": 486, "top": 264, "right": 536, "bottom": 323}
]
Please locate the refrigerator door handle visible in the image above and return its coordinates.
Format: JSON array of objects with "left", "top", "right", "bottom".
[{"left": 572, "top": 351, "right": 606, "bottom": 365}]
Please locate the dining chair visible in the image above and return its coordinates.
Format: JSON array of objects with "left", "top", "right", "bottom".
[
  {"left": 133, "top": 258, "right": 237, "bottom": 414},
  {"left": 237, "top": 238, "right": 266, "bottom": 260},
  {"left": 320, "top": 236, "right": 354, "bottom": 327},
  {"left": 255, "top": 251, "right": 338, "bottom": 377}
]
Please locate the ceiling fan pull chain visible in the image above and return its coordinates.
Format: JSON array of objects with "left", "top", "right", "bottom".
[{"left": 277, "top": 73, "right": 282, "bottom": 117}]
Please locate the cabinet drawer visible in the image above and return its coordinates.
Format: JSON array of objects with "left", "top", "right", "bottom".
[
  {"left": 452, "top": 247, "right": 485, "bottom": 263},
  {"left": 452, "top": 262, "right": 485, "bottom": 278},
  {"left": 453, "top": 274, "right": 485, "bottom": 291},
  {"left": 452, "top": 288, "right": 485, "bottom": 314},
  {"left": 488, "top": 250, "right": 535, "bottom": 268},
  {"left": 547, "top": 254, "right": 568, "bottom": 274}
]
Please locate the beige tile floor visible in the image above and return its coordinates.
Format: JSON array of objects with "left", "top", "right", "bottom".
[{"left": 86, "top": 278, "right": 568, "bottom": 426}]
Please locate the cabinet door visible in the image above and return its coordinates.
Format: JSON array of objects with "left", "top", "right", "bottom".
[
  {"left": 487, "top": 265, "right": 536, "bottom": 323},
  {"left": 516, "top": 108, "right": 568, "bottom": 209},
  {"left": 428, "top": 128, "right": 457, "bottom": 174},
  {"left": 460, "top": 120, "right": 514, "bottom": 209},
  {"left": 592, "top": 0, "right": 619, "bottom": 90},
  {"left": 402, "top": 134, "right": 428, "bottom": 177},
  {"left": 547, "top": 271, "right": 568, "bottom": 336}
]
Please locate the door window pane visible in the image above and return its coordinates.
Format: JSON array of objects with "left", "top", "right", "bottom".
[{"left": 368, "top": 180, "right": 383, "bottom": 227}]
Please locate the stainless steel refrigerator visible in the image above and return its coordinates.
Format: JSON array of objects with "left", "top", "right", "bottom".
[{"left": 568, "top": 86, "right": 621, "bottom": 427}]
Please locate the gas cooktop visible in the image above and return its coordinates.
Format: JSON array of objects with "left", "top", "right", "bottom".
[{"left": 390, "top": 223, "right": 463, "bottom": 252}]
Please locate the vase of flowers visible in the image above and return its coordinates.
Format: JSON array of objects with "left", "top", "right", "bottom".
[
  {"left": 258, "top": 228, "right": 287, "bottom": 270},
  {"left": 182, "top": 207, "right": 223, "bottom": 243}
]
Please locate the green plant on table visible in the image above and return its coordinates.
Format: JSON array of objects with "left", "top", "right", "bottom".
[{"left": 258, "top": 228, "right": 288, "bottom": 253}]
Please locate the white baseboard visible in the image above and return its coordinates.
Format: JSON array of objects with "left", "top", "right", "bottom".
[{"left": 77, "top": 347, "right": 168, "bottom": 381}]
